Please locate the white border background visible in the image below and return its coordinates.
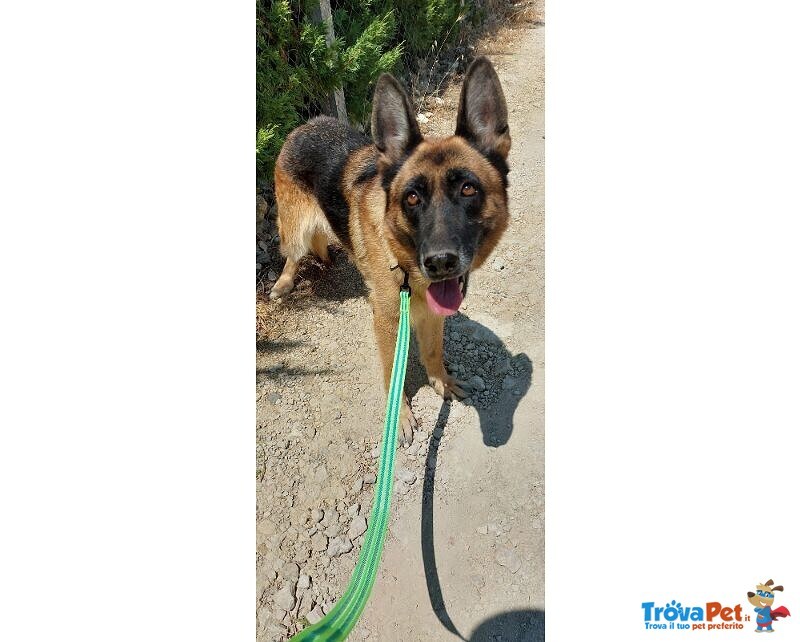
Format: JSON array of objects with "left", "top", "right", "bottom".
[
  {"left": 1, "top": 1, "right": 253, "bottom": 639},
  {"left": 0, "top": 1, "right": 798, "bottom": 640},
  {"left": 547, "top": 1, "right": 800, "bottom": 640}
]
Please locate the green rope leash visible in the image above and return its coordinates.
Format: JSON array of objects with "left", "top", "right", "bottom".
[{"left": 290, "top": 285, "right": 411, "bottom": 641}]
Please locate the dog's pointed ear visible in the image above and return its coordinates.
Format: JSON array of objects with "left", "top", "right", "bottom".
[
  {"left": 455, "top": 56, "right": 511, "bottom": 159},
  {"left": 773, "top": 585, "right": 784, "bottom": 592},
  {"left": 766, "top": 579, "right": 774, "bottom": 586},
  {"left": 371, "top": 74, "right": 421, "bottom": 164}
]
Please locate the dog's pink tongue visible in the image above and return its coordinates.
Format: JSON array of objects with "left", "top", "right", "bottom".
[{"left": 426, "top": 278, "right": 463, "bottom": 316}]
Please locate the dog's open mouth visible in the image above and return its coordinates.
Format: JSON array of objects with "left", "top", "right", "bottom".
[{"left": 425, "top": 273, "right": 469, "bottom": 316}]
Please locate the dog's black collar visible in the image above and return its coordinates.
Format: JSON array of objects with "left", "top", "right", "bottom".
[{"left": 390, "top": 264, "right": 411, "bottom": 293}]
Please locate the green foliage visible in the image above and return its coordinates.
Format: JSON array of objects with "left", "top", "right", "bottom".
[
  {"left": 256, "top": 0, "right": 341, "bottom": 179},
  {"left": 336, "top": 9, "right": 403, "bottom": 125},
  {"left": 256, "top": 0, "right": 469, "bottom": 183},
  {"left": 391, "top": 0, "right": 463, "bottom": 58}
]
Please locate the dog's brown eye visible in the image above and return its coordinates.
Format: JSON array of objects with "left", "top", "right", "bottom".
[
  {"left": 406, "top": 192, "right": 420, "bottom": 207},
  {"left": 461, "top": 183, "right": 477, "bottom": 197}
]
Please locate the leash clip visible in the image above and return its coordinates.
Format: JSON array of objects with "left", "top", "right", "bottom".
[{"left": 390, "top": 264, "right": 410, "bottom": 293}]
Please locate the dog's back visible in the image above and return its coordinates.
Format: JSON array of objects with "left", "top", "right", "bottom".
[{"left": 276, "top": 116, "right": 370, "bottom": 250}]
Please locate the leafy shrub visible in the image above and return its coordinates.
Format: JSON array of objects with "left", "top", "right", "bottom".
[{"left": 256, "top": 0, "right": 471, "bottom": 183}]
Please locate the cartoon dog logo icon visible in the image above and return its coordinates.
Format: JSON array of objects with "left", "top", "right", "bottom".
[{"left": 747, "top": 579, "right": 791, "bottom": 632}]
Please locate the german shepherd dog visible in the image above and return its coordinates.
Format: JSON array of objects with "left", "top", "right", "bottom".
[{"left": 270, "top": 57, "right": 511, "bottom": 445}]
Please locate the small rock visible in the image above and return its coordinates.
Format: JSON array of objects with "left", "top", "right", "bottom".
[
  {"left": 327, "top": 536, "right": 353, "bottom": 557},
  {"left": 502, "top": 375, "right": 516, "bottom": 390},
  {"left": 495, "top": 358, "right": 511, "bottom": 375},
  {"left": 476, "top": 524, "right": 489, "bottom": 535},
  {"left": 434, "top": 96, "right": 444, "bottom": 106},
  {"left": 267, "top": 270, "right": 277, "bottom": 281},
  {"left": 305, "top": 425, "right": 317, "bottom": 439},
  {"left": 273, "top": 583, "right": 296, "bottom": 611},
  {"left": 307, "top": 605, "right": 325, "bottom": 624},
  {"left": 468, "top": 375, "right": 486, "bottom": 392},
  {"left": 348, "top": 515, "right": 368, "bottom": 540},
  {"left": 370, "top": 447, "right": 380, "bottom": 459},
  {"left": 256, "top": 602, "right": 271, "bottom": 628},
  {"left": 321, "top": 508, "right": 338, "bottom": 527},
  {"left": 492, "top": 256, "right": 506, "bottom": 271},
  {"left": 280, "top": 562, "right": 299, "bottom": 581},
  {"left": 311, "top": 509, "right": 324, "bottom": 523},
  {"left": 395, "top": 467, "right": 416, "bottom": 485},
  {"left": 363, "top": 473, "right": 376, "bottom": 485},
  {"left": 347, "top": 503, "right": 360, "bottom": 518},
  {"left": 495, "top": 547, "right": 522, "bottom": 574},
  {"left": 350, "top": 477, "right": 363, "bottom": 494},
  {"left": 267, "top": 392, "right": 281, "bottom": 404},
  {"left": 311, "top": 532, "right": 328, "bottom": 552},
  {"left": 470, "top": 573, "right": 486, "bottom": 589},
  {"left": 257, "top": 518, "right": 277, "bottom": 537},
  {"left": 262, "top": 622, "right": 287, "bottom": 642},
  {"left": 257, "top": 195, "right": 269, "bottom": 222},
  {"left": 416, "top": 113, "right": 429, "bottom": 124},
  {"left": 297, "top": 574, "right": 311, "bottom": 590},
  {"left": 297, "top": 589, "right": 314, "bottom": 615}
]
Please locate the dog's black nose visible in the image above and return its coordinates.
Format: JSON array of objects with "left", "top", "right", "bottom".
[{"left": 423, "top": 252, "right": 459, "bottom": 278}]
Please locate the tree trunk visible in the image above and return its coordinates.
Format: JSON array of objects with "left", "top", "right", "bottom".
[{"left": 311, "top": 0, "right": 348, "bottom": 124}]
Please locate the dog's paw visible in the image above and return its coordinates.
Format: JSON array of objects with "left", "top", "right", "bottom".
[
  {"left": 429, "top": 374, "right": 468, "bottom": 400},
  {"left": 398, "top": 397, "right": 418, "bottom": 447},
  {"left": 269, "top": 276, "right": 294, "bottom": 300}
]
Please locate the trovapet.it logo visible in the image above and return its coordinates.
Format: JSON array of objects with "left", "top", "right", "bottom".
[
  {"left": 641, "top": 600, "right": 746, "bottom": 631},
  {"left": 641, "top": 578, "right": 792, "bottom": 633}
]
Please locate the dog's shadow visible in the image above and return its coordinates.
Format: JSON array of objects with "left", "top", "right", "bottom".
[
  {"left": 406, "top": 313, "right": 532, "bottom": 447},
  {"left": 421, "top": 400, "right": 542, "bottom": 642}
]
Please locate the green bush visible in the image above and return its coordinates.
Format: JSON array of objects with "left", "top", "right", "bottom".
[
  {"left": 256, "top": 0, "right": 341, "bottom": 180},
  {"left": 256, "top": 0, "right": 471, "bottom": 183}
]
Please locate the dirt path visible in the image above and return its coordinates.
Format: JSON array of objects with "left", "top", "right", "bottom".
[{"left": 257, "top": 19, "right": 543, "bottom": 642}]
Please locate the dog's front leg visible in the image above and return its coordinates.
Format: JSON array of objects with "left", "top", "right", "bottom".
[
  {"left": 371, "top": 299, "right": 418, "bottom": 446},
  {"left": 411, "top": 296, "right": 467, "bottom": 400}
]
